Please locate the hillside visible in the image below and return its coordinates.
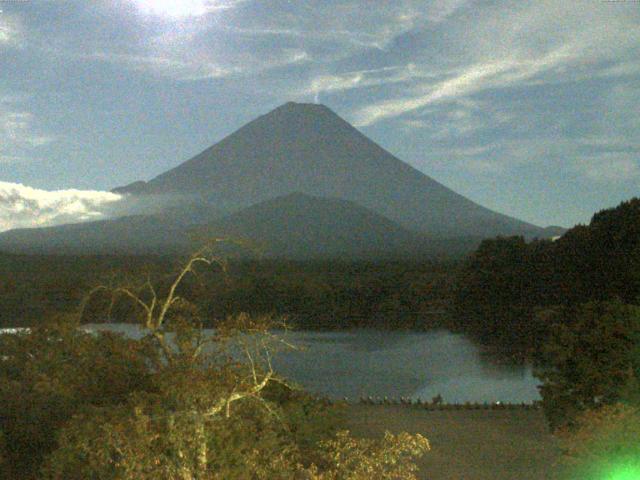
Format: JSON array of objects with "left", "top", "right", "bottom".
[
  {"left": 200, "top": 192, "right": 481, "bottom": 259},
  {"left": 0, "top": 214, "right": 192, "bottom": 255},
  {"left": 0, "top": 193, "right": 480, "bottom": 258},
  {"left": 114, "top": 102, "right": 545, "bottom": 239},
  {"left": 0, "top": 102, "right": 554, "bottom": 257}
]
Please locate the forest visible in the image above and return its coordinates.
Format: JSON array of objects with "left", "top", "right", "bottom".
[
  {"left": 0, "top": 255, "right": 456, "bottom": 330},
  {"left": 454, "top": 198, "right": 640, "bottom": 477},
  {"left": 1, "top": 198, "right": 640, "bottom": 478},
  {"left": 453, "top": 197, "right": 640, "bottom": 357}
]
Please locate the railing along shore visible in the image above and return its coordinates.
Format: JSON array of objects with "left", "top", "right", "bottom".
[{"left": 317, "top": 397, "right": 542, "bottom": 410}]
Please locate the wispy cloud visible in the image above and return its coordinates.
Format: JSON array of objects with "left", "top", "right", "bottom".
[
  {"left": 0, "top": 96, "right": 55, "bottom": 163},
  {"left": 575, "top": 153, "right": 640, "bottom": 183},
  {"left": 347, "top": 0, "right": 640, "bottom": 126},
  {"left": 82, "top": 51, "right": 241, "bottom": 80},
  {"left": 0, "top": 182, "right": 124, "bottom": 232},
  {"left": 352, "top": 47, "right": 575, "bottom": 126},
  {"left": 303, "top": 64, "right": 439, "bottom": 101},
  {"left": 7, "top": 1, "right": 465, "bottom": 84},
  {"left": 399, "top": 98, "right": 515, "bottom": 144},
  {"left": 82, "top": 47, "right": 309, "bottom": 81},
  {"left": 215, "top": 0, "right": 462, "bottom": 69},
  {"left": 228, "top": 2, "right": 425, "bottom": 51}
]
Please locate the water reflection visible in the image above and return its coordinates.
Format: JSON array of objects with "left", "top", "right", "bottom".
[{"left": 80, "top": 325, "right": 541, "bottom": 403}]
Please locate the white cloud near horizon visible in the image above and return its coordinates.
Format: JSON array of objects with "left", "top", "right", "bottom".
[{"left": 0, "top": 182, "right": 123, "bottom": 232}]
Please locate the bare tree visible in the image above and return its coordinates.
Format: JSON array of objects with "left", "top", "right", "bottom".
[{"left": 79, "top": 241, "right": 292, "bottom": 417}]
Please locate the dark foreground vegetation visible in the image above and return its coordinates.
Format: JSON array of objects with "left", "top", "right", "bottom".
[
  {"left": 453, "top": 198, "right": 640, "bottom": 357},
  {"left": 0, "top": 248, "right": 431, "bottom": 479},
  {"left": 454, "top": 198, "right": 640, "bottom": 478},
  {"left": 0, "top": 255, "right": 455, "bottom": 330},
  {"left": 1, "top": 198, "right": 640, "bottom": 478}
]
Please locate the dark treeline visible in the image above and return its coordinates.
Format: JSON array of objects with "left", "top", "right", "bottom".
[
  {"left": 0, "top": 254, "right": 176, "bottom": 328},
  {"left": 199, "top": 260, "right": 456, "bottom": 329},
  {"left": 0, "top": 254, "right": 458, "bottom": 330},
  {"left": 453, "top": 197, "right": 640, "bottom": 358}
]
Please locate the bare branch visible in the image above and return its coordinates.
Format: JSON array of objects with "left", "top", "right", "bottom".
[
  {"left": 242, "top": 342, "right": 258, "bottom": 385},
  {"left": 78, "top": 285, "right": 110, "bottom": 322},
  {"left": 156, "top": 254, "right": 212, "bottom": 331},
  {"left": 113, "top": 287, "right": 152, "bottom": 317},
  {"left": 204, "top": 370, "right": 275, "bottom": 418}
]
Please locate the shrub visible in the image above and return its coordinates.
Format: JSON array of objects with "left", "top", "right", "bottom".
[
  {"left": 535, "top": 300, "right": 640, "bottom": 430},
  {"left": 295, "top": 430, "right": 430, "bottom": 480},
  {"left": 557, "top": 403, "right": 640, "bottom": 480},
  {"left": 0, "top": 315, "right": 155, "bottom": 478}
]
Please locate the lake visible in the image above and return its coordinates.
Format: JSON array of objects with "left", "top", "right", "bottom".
[{"left": 80, "top": 324, "right": 541, "bottom": 403}]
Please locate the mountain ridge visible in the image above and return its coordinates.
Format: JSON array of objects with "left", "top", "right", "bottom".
[
  {"left": 0, "top": 102, "right": 558, "bottom": 257},
  {"left": 0, "top": 192, "right": 482, "bottom": 258},
  {"left": 113, "top": 101, "right": 545, "bottom": 239},
  {"left": 200, "top": 192, "right": 480, "bottom": 259}
]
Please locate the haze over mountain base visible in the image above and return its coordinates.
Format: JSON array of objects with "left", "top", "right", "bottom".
[{"left": 0, "top": 102, "right": 563, "bottom": 258}]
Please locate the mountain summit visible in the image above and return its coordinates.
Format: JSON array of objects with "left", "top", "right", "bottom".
[
  {"left": 114, "top": 102, "right": 543, "bottom": 238},
  {"left": 0, "top": 102, "right": 549, "bottom": 257}
]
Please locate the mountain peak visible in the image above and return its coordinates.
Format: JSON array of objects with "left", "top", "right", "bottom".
[
  {"left": 277, "top": 101, "right": 329, "bottom": 111},
  {"left": 111, "top": 102, "right": 544, "bottom": 238},
  {"left": 269, "top": 101, "right": 337, "bottom": 120}
]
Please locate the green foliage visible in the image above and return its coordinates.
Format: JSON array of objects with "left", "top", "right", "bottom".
[
  {"left": 261, "top": 380, "right": 343, "bottom": 461},
  {"left": 0, "top": 429, "right": 6, "bottom": 474},
  {"left": 0, "top": 253, "right": 174, "bottom": 328},
  {"left": 557, "top": 403, "right": 640, "bottom": 480},
  {"left": 42, "top": 386, "right": 299, "bottom": 479},
  {"left": 535, "top": 301, "right": 640, "bottom": 430},
  {"left": 299, "top": 430, "right": 430, "bottom": 480},
  {"left": 453, "top": 197, "right": 640, "bottom": 358},
  {"left": 543, "top": 197, "right": 640, "bottom": 305},
  {"left": 0, "top": 315, "right": 156, "bottom": 478},
  {"left": 0, "top": 254, "right": 457, "bottom": 331},
  {"left": 36, "top": 318, "right": 424, "bottom": 479},
  {"left": 200, "top": 259, "right": 456, "bottom": 330}
]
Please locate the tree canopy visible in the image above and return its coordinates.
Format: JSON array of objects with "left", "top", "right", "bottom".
[
  {"left": 534, "top": 301, "right": 640, "bottom": 430},
  {"left": 453, "top": 197, "right": 640, "bottom": 357},
  {"left": 0, "top": 247, "right": 430, "bottom": 479}
]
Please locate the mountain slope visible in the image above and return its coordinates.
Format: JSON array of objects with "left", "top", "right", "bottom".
[
  {"left": 115, "top": 102, "right": 544, "bottom": 238},
  {"left": 0, "top": 193, "right": 481, "bottom": 258},
  {"left": 199, "top": 192, "right": 480, "bottom": 259},
  {"left": 0, "top": 215, "right": 193, "bottom": 255}
]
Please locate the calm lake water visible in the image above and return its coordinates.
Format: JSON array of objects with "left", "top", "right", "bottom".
[{"left": 79, "top": 324, "right": 541, "bottom": 403}]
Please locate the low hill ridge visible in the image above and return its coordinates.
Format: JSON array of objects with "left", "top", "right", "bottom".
[{"left": 199, "top": 192, "right": 481, "bottom": 259}]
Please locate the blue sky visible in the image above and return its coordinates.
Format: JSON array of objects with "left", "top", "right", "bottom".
[{"left": 0, "top": 0, "right": 639, "bottom": 230}]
